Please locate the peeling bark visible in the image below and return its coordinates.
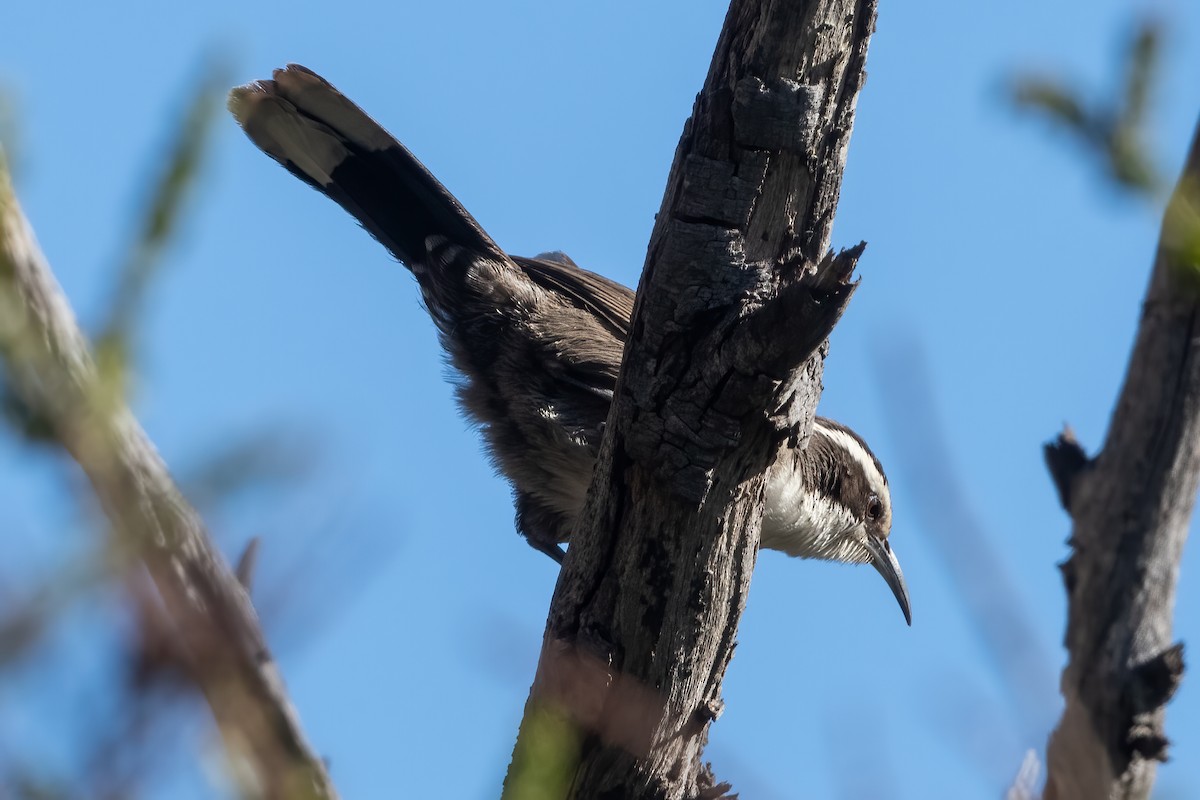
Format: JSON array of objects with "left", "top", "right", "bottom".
[
  {"left": 1043, "top": 122, "right": 1200, "bottom": 800},
  {"left": 504, "top": 1, "right": 878, "bottom": 797}
]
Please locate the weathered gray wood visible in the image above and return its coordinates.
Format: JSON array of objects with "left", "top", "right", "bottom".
[
  {"left": 1043, "top": 122, "right": 1200, "bottom": 800},
  {"left": 504, "top": 1, "right": 877, "bottom": 797},
  {"left": 0, "top": 153, "right": 338, "bottom": 800}
]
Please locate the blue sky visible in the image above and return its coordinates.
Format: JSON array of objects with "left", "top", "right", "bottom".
[{"left": 3, "top": 0, "right": 1200, "bottom": 798}]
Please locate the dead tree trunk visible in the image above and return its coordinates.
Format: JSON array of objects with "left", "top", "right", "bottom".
[
  {"left": 503, "top": 1, "right": 878, "bottom": 797},
  {"left": 1043, "top": 121, "right": 1200, "bottom": 800}
]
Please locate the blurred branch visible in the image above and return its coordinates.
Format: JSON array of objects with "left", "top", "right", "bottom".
[
  {"left": 96, "top": 58, "right": 232, "bottom": 393},
  {"left": 0, "top": 150, "right": 338, "bottom": 799},
  {"left": 1043, "top": 424, "right": 1090, "bottom": 512},
  {"left": 1042, "top": 121, "right": 1200, "bottom": 800},
  {"left": 0, "top": 61, "right": 230, "bottom": 443},
  {"left": 0, "top": 558, "right": 111, "bottom": 669},
  {"left": 180, "top": 424, "right": 316, "bottom": 513},
  {"left": 179, "top": 426, "right": 317, "bottom": 514},
  {"left": 0, "top": 376, "right": 56, "bottom": 441},
  {"left": 872, "top": 339, "right": 1057, "bottom": 744},
  {"left": 0, "top": 85, "right": 21, "bottom": 183},
  {"left": 1010, "top": 18, "right": 1165, "bottom": 196},
  {"left": 250, "top": 506, "right": 392, "bottom": 658},
  {"left": 235, "top": 537, "right": 260, "bottom": 591}
]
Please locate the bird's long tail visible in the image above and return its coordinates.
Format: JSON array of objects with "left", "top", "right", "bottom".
[{"left": 228, "top": 64, "right": 506, "bottom": 273}]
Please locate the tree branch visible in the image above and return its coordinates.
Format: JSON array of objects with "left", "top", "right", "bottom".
[
  {"left": 504, "top": 1, "right": 877, "bottom": 797},
  {"left": 1044, "top": 425, "right": 1092, "bottom": 513},
  {"left": 1043, "top": 120, "right": 1200, "bottom": 800},
  {"left": 0, "top": 151, "right": 338, "bottom": 800}
]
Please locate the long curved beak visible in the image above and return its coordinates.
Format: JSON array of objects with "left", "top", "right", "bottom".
[{"left": 862, "top": 535, "right": 911, "bottom": 626}]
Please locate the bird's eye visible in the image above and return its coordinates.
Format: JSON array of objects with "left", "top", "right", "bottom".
[{"left": 866, "top": 495, "right": 883, "bottom": 521}]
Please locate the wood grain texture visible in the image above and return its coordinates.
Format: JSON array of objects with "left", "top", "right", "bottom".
[
  {"left": 1043, "top": 122, "right": 1200, "bottom": 800},
  {"left": 504, "top": 1, "right": 877, "bottom": 797},
  {"left": 0, "top": 154, "right": 337, "bottom": 800}
]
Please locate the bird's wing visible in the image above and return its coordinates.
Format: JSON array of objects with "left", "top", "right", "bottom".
[
  {"left": 513, "top": 256, "right": 635, "bottom": 341},
  {"left": 511, "top": 256, "right": 635, "bottom": 401}
]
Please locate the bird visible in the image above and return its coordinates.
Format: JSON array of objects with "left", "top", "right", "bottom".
[{"left": 228, "top": 64, "right": 911, "bottom": 625}]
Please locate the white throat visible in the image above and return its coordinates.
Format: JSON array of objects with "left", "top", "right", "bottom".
[{"left": 760, "top": 461, "right": 851, "bottom": 561}]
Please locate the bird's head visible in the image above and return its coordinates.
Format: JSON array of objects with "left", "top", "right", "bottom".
[{"left": 761, "top": 417, "right": 911, "bottom": 625}]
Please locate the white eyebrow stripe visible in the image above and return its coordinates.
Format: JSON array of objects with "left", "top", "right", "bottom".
[{"left": 813, "top": 420, "right": 887, "bottom": 494}]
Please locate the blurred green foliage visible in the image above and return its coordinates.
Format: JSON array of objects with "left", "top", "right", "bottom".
[
  {"left": 0, "top": 55, "right": 341, "bottom": 799},
  {"left": 0, "top": 58, "right": 234, "bottom": 439},
  {"left": 0, "top": 85, "right": 21, "bottom": 180},
  {"left": 1011, "top": 18, "right": 1165, "bottom": 197},
  {"left": 0, "top": 55, "right": 308, "bottom": 499},
  {"left": 503, "top": 703, "right": 583, "bottom": 800},
  {"left": 95, "top": 56, "right": 233, "bottom": 400},
  {"left": 1166, "top": 175, "right": 1200, "bottom": 291}
]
